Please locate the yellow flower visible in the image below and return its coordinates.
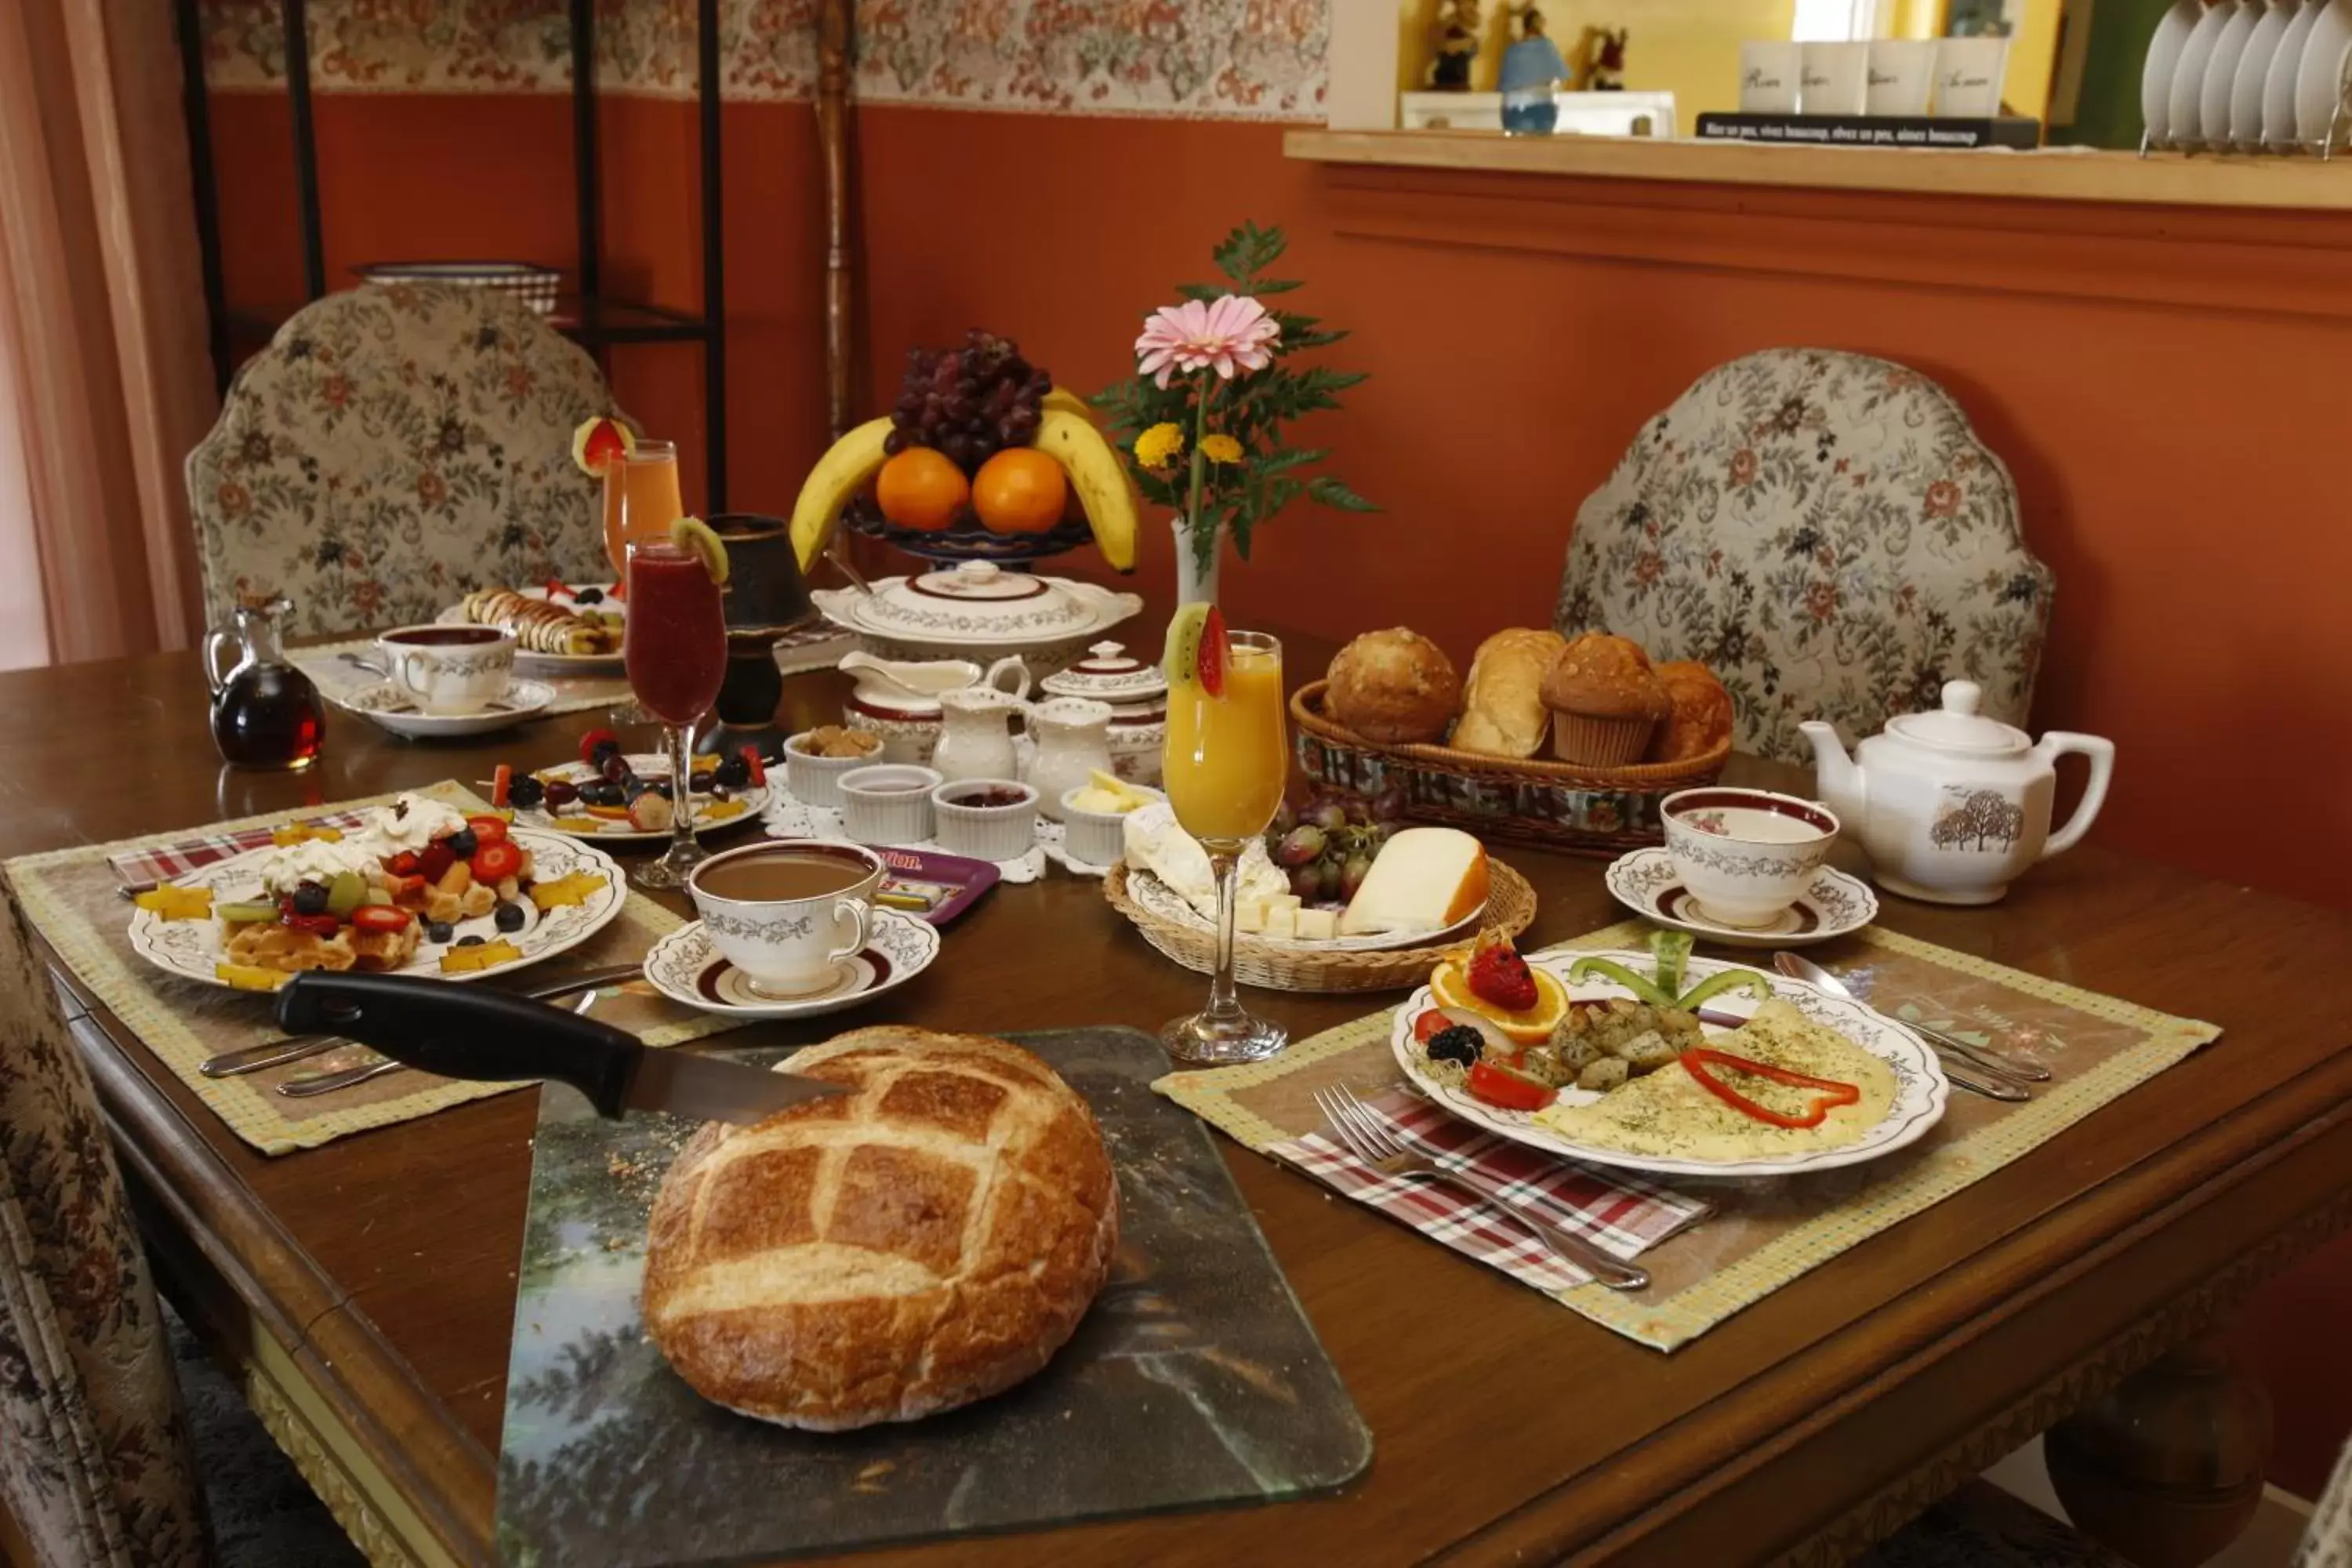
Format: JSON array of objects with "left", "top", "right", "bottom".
[
  {"left": 1134, "top": 423, "right": 1185, "bottom": 470},
  {"left": 1200, "top": 434, "right": 1244, "bottom": 465}
]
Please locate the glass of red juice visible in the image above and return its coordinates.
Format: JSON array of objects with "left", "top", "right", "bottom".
[{"left": 624, "top": 540, "right": 728, "bottom": 888}]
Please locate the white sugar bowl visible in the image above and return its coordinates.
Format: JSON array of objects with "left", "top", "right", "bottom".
[{"left": 1039, "top": 640, "right": 1167, "bottom": 787}]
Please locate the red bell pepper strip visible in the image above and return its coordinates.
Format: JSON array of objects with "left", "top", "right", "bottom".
[
  {"left": 1679, "top": 1048, "right": 1860, "bottom": 1130},
  {"left": 1466, "top": 1058, "right": 1555, "bottom": 1113}
]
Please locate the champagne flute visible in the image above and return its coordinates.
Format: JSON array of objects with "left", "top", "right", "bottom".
[
  {"left": 1159, "top": 629, "right": 1290, "bottom": 1065},
  {"left": 622, "top": 539, "right": 727, "bottom": 889},
  {"left": 603, "top": 438, "right": 682, "bottom": 581}
]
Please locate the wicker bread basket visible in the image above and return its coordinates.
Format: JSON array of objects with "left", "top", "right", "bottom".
[
  {"left": 1103, "top": 857, "right": 1537, "bottom": 995},
  {"left": 1289, "top": 681, "right": 1730, "bottom": 858}
]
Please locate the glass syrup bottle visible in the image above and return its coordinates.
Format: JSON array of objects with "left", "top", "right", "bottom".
[{"left": 205, "top": 593, "right": 325, "bottom": 771}]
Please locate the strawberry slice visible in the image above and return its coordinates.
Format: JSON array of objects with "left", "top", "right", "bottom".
[
  {"left": 1198, "top": 604, "right": 1228, "bottom": 699},
  {"left": 741, "top": 744, "right": 767, "bottom": 787},
  {"left": 570, "top": 416, "right": 636, "bottom": 478}
]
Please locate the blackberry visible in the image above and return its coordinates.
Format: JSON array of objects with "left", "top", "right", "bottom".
[{"left": 1425, "top": 1026, "right": 1485, "bottom": 1069}]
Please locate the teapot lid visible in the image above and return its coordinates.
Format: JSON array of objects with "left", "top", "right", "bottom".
[
  {"left": 1886, "top": 681, "right": 2029, "bottom": 755},
  {"left": 1040, "top": 641, "right": 1167, "bottom": 702}
]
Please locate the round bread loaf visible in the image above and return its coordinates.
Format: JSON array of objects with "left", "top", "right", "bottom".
[
  {"left": 1325, "top": 627, "right": 1460, "bottom": 744},
  {"left": 643, "top": 1027, "right": 1120, "bottom": 1430}
]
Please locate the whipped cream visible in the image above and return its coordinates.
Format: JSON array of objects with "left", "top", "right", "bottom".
[
  {"left": 257, "top": 837, "right": 377, "bottom": 898},
  {"left": 361, "top": 793, "right": 469, "bottom": 858}
]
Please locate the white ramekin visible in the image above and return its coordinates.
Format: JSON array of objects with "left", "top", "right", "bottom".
[
  {"left": 1058, "top": 783, "right": 1165, "bottom": 868},
  {"left": 837, "top": 764, "right": 942, "bottom": 847},
  {"left": 928, "top": 779, "right": 1040, "bottom": 862},
  {"left": 783, "top": 731, "right": 884, "bottom": 808}
]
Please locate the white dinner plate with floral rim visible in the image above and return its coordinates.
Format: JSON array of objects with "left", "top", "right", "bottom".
[
  {"left": 503, "top": 753, "right": 770, "bottom": 845},
  {"left": 1388, "top": 950, "right": 1948, "bottom": 1179},
  {"left": 331, "top": 679, "right": 555, "bottom": 739},
  {"left": 1602, "top": 847, "right": 1878, "bottom": 949},
  {"left": 126, "top": 828, "right": 626, "bottom": 992},
  {"left": 1123, "top": 865, "right": 1483, "bottom": 953},
  {"left": 640, "top": 909, "right": 940, "bottom": 1019},
  {"left": 434, "top": 583, "right": 626, "bottom": 677}
]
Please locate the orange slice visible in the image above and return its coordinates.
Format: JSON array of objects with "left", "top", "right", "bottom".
[
  {"left": 1430, "top": 962, "right": 1568, "bottom": 1046},
  {"left": 571, "top": 416, "right": 637, "bottom": 477}
]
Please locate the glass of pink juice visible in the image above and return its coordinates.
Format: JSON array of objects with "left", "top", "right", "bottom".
[{"left": 624, "top": 541, "right": 726, "bottom": 888}]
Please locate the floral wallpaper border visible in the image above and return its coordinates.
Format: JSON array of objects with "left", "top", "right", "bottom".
[{"left": 195, "top": 0, "right": 1330, "bottom": 120}]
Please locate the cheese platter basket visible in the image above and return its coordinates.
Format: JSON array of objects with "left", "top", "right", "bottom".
[
  {"left": 1103, "top": 857, "right": 1537, "bottom": 995},
  {"left": 1289, "top": 680, "right": 1730, "bottom": 859}
]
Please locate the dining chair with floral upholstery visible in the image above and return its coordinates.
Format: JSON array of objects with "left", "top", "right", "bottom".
[
  {"left": 1554, "top": 348, "right": 2053, "bottom": 765},
  {"left": 186, "top": 282, "right": 626, "bottom": 639}
]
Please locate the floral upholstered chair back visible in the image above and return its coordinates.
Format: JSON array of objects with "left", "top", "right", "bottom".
[
  {"left": 1553, "top": 350, "right": 2053, "bottom": 764},
  {"left": 187, "top": 282, "right": 623, "bottom": 637}
]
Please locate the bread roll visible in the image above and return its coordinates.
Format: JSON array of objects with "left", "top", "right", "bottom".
[
  {"left": 1325, "top": 628, "right": 1460, "bottom": 745},
  {"left": 1651, "top": 660, "right": 1734, "bottom": 762},
  {"left": 643, "top": 1028, "right": 1119, "bottom": 1430},
  {"left": 1451, "top": 628, "right": 1566, "bottom": 757}
]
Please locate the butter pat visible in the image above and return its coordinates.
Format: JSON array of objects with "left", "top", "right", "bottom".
[
  {"left": 1295, "top": 908, "right": 1338, "bottom": 941},
  {"left": 1338, "top": 827, "right": 1491, "bottom": 936},
  {"left": 1069, "top": 768, "right": 1157, "bottom": 817}
]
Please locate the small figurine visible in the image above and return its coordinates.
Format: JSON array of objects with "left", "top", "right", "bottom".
[
  {"left": 1427, "top": 0, "right": 1483, "bottom": 92},
  {"left": 1498, "top": 2, "right": 1568, "bottom": 133},
  {"left": 1573, "top": 25, "right": 1629, "bottom": 92}
]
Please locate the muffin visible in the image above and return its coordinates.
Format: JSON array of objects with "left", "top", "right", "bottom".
[
  {"left": 1538, "top": 633, "right": 1671, "bottom": 766},
  {"left": 1650, "top": 660, "right": 1735, "bottom": 762},
  {"left": 1325, "top": 628, "right": 1460, "bottom": 745}
]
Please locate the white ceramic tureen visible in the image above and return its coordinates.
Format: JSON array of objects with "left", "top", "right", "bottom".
[
  {"left": 1800, "top": 680, "right": 2115, "bottom": 906},
  {"left": 810, "top": 561, "right": 1142, "bottom": 676},
  {"left": 1037, "top": 641, "right": 1167, "bottom": 786}
]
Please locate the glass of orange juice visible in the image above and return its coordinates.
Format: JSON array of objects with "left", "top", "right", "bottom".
[
  {"left": 602, "top": 438, "right": 684, "bottom": 581},
  {"left": 1160, "top": 626, "right": 1290, "bottom": 1065}
]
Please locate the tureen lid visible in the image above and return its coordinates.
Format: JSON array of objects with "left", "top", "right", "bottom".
[
  {"left": 1040, "top": 641, "right": 1167, "bottom": 702},
  {"left": 837, "top": 561, "right": 1122, "bottom": 644},
  {"left": 1885, "top": 680, "right": 2029, "bottom": 755}
]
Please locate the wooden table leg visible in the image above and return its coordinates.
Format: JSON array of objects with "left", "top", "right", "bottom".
[{"left": 2045, "top": 1331, "right": 2274, "bottom": 1567}]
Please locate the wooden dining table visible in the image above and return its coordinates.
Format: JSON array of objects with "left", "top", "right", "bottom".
[{"left": 15, "top": 626, "right": 2352, "bottom": 1568}]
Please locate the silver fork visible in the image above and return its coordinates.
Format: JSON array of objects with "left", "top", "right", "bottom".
[{"left": 1312, "top": 1085, "right": 1650, "bottom": 1292}]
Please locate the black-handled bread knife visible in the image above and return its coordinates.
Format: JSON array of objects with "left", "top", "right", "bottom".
[{"left": 276, "top": 971, "right": 848, "bottom": 1124}]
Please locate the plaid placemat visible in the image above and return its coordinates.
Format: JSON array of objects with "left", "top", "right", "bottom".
[
  {"left": 1159, "top": 920, "right": 2220, "bottom": 1351},
  {"left": 9, "top": 780, "right": 754, "bottom": 1156},
  {"left": 111, "top": 810, "right": 374, "bottom": 887},
  {"left": 1271, "top": 1090, "right": 1710, "bottom": 1290},
  {"left": 293, "top": 624, "right": 856, "bottom": 721}
]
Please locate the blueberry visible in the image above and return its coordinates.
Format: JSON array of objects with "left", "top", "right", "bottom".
[
  {"left": 593, "top": 782, "right": 626, "bottom": 807},
  {"left": 714, "top": 755, "right": 750, "bottom": 789},
  {"left": 456, "top": 935, "right": 485, "bottom": 947},
  {"left": 290, "top": 881, "right": 329, "bottom": 916},
  {"left": 446, "top": 827, "right": 478, "bottom": 858},
  {"left": 508, "top": 776, "right": 545, "bottom": 808},
  {"left": 493, "top": 902, "right": 526, "bottom": 933},
  {"left": 575, "top": 586, "right": 604, "bottom": 604},
  {"left": 424, "top": 920, "right": 454, "bottom": 944},
  {"left": 649, "top": 779, "right": 673, "bottom": 800}
]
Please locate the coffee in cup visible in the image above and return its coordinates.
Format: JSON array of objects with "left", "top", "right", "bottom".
[
  {"left": 688, "top": 839, "right": 884, "bottom": 997},
  {"left": 378, "top": 623, "right": 515, "bottom": 716}
]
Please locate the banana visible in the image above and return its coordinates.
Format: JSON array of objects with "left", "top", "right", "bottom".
[
  {"left": 788, "top": 417, "right": 894, "bottom": 574},
  {"left": 1042, "top": 385, "right": 1094, "bottom": 422},
  {"left": 1031, "top": 409, "right": 1139, "bottom": 572}
]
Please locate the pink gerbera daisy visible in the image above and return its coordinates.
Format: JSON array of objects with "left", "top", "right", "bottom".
[{"left": 1134, "top": 294, "right": 1281, "bottom": 388}]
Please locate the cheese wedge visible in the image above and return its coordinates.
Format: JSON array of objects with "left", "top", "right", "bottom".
[
  {"left": 1295, "top": 908, "right": 1338, "bottom": 941},
  {"left": 1338, "top": 827, "right": 1490, "bottom": 936}
]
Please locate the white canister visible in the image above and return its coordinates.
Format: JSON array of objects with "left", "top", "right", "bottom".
[
  {"left": 1021, "top": 697, "right": 1116, "bottom": 822},
  {"left": 1799, "top": 42, "right": 1871, "bottom": 115},
  {"left": 1740, "top": 41, "right": 1804, "bottom": 112}
]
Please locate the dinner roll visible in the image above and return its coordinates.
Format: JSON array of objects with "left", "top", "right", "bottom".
[{"left": 1325, "top": 628, "right": 1460, "bottom": 745}]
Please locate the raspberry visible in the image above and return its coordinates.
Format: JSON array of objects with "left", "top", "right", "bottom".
[{"left": 1466, "top": 936, "right": 1537, "bottom": 1013}]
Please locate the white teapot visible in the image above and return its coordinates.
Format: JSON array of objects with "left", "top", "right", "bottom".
[{"left": 1799, "top": 681, "right": 2115, "bottom": 906}]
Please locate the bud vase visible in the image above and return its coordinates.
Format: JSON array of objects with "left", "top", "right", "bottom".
[{"left": 1173, "top": 516, "right": 1221, "bottom": 608}]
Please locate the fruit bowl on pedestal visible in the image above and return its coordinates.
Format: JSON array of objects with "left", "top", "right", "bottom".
[{"left": 840, "top": 496, "right": 1095, "bottom": 567}]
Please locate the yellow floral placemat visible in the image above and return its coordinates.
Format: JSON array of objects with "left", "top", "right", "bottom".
[
  {"left": 6, "top": 781, "right": 750, "bottom": 1157},
  {"left": 1155, "top": 920, "right": 2220, "bottom": 1351}
]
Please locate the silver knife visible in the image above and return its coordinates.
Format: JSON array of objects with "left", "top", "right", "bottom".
[
  {"left": 202, "top": 963, "right": 645, "bottom": 1078},
  {"left": 274, "top": 971, "right": 848, "bottom": 1123}
]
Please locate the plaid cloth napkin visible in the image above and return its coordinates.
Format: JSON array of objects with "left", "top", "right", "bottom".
[
  {"left": 1269, "top": 1090, "right": 1712, "bottom": 1292},
  {"left": 110, "top": 811, "right": 377, "bottom": 889}
]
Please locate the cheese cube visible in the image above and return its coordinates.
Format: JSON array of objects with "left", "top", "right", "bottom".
[
  {"left": 1295, "top": 908, "right": 1338, "bottom": 941},
  {"left": 1339, "top": 827, "right": 1491, "bottom": 936},
  {"left": 1235, "top": 898, "right": 1269, "bottom": 934},
  {"left": 1262, "top": 902, "right": 1298, "bottom": 939}
]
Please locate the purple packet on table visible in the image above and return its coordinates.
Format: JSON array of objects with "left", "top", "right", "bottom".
[{"left": 868, "top": 846, "right": 1000, "bottom": 925}]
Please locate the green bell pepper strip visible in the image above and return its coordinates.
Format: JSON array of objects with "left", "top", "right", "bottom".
[
  {"left": 1650, "top": 930, "right": 1693, "bottom": 1001},
  {"left": 1566, "top": 956, "right": 1680, "bottom": 1009},
  {"left": 1675, "top": 968, "right": 1777, "bottom": 1011}
]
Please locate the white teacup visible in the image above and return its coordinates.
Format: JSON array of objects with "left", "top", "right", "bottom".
[
  {"left": 378, "top": 624, "right": 514, "bottom": 716},
  {"left": 688, "top": 840, "right": 884, "bottom": 999},
  {"left": 1661, "top": 788, "right": 1841, "bottom": 930}
]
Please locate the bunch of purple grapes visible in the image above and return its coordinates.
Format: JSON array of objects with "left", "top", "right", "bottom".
[
  {"left": 880, "top": 329, "right": 1053, "bottom": 475},
  {"left": 1266, "top": 784, "right": 1407, "bottom": 905}
]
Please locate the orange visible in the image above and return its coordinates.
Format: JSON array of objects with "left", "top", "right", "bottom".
[
  {"left": 1429, "top": 963, "right": 1569, "bottom": 1046},
  {"left": 971, "top": 448, "right": 1069, "bottom": 535},
  {"left": 874, "top": 448, "right": 969, "bottom": 532}
]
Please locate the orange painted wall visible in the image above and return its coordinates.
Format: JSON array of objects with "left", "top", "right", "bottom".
[{"left": 205, "top": 93, "right": 2352, "bottom": 1495}]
